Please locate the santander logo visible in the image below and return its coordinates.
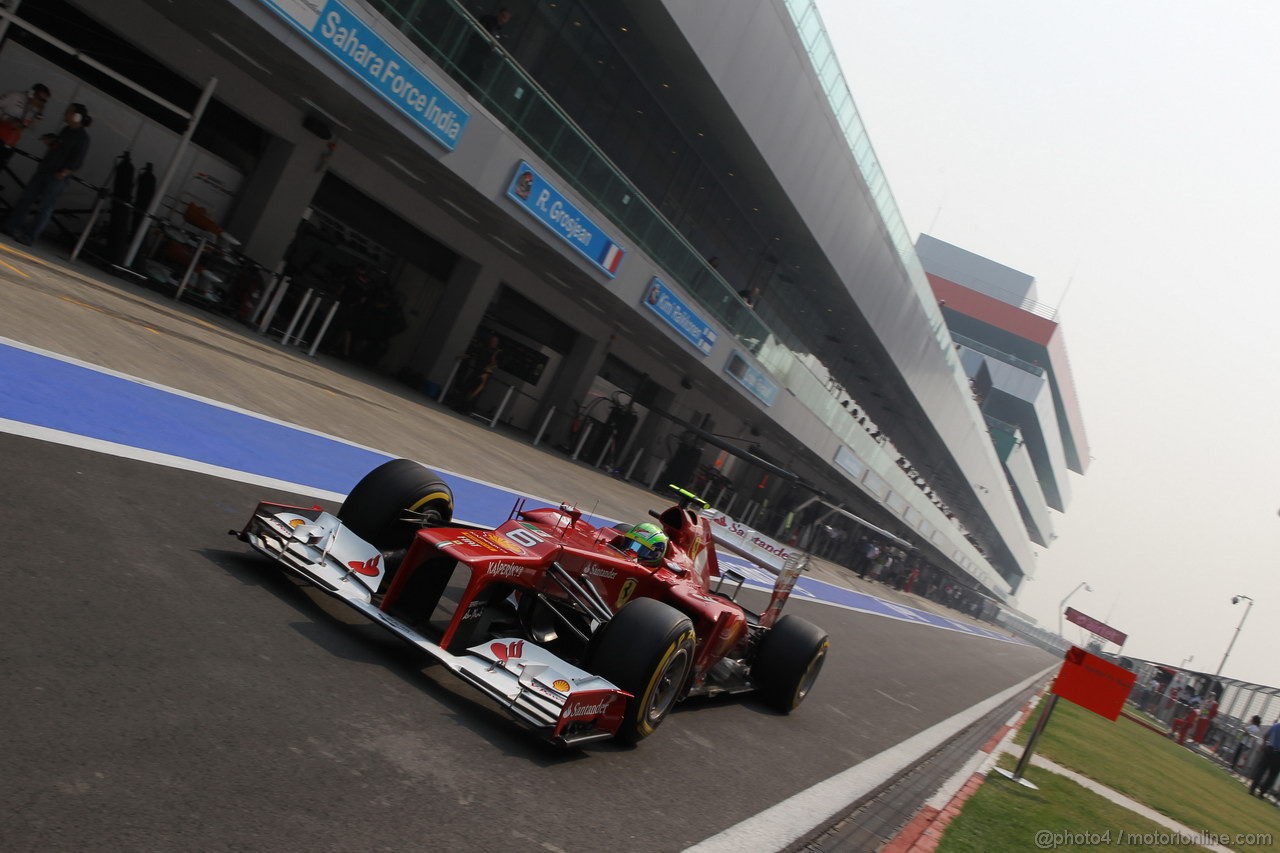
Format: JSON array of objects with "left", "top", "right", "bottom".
[
  {"left": 563, "top": 697, "right": 614, "bottom": 719},
  {"left": 346, "top": 554, "right": 381, "bottom": 576}
]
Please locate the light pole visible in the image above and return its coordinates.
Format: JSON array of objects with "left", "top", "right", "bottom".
[
  {"left": 1215, "top": 595, "right": 1254, "bottom": 677},
  {"left": 1058, "top": 581, "right": 1093, "bottom": 637}
]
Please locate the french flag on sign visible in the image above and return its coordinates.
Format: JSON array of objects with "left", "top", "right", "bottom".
[{"left": 598, "top": 241, "right": 625, "bottom": 276}]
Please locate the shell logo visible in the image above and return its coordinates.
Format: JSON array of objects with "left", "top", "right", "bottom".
[
  {"left": 489, "top": 533, "right": 523, "bottom": 553},
  {"left": 553, "top": 679, "right": 571, "bottom": 692},
  {"left": 289, "top": 518, "right": 307, "bottom": 528}
]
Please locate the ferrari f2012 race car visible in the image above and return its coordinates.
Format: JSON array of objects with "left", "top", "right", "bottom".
[{"left": 232, "top": 459, "right": 828, "bottom": 746}]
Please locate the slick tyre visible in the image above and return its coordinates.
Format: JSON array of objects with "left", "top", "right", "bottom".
[
  {"left": 751, "top": 615, "right": 828, "bottom": 713},
  {"left": 586, "top": 598, "right": 696, "bottom": 744},
  {"left": 337, "top": 459, "right": 453, "bottom": 551}
]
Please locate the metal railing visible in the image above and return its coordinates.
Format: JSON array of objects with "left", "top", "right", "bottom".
[{"left": 953, "top": 333, "right": 1046, "bottom": 377}]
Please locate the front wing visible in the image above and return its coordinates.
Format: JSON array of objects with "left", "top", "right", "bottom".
[{"left": 233, "top": 502, "right": 630, "bottom": 746}]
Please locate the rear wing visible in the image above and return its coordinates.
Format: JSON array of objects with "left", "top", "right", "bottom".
[
  {"left": 699, "top": 508, "right": 808, "bottom": 628},
  {"left": 758, "top": 552, "right": 807, "bottom": 628},
  {"left": 698, "top": 508, "right": 797, "bottom": 573}
]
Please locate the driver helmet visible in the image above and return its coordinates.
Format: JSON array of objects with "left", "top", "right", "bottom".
[{"left": 622, "top": 522, "right": 668, "bottom": 567}]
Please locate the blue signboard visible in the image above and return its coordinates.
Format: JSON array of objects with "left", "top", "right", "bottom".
[
  {"left": 261, "top": 0, "right": 468, "bottom": 150},
  {"left": 642, "top": 278, "right": 717, "bottom": 355},
  {"left": 506, "top": 161, "right": 626, "bottom": 278},
  {"left": 724, "top": 350, "right": 779, "bottom": 407},
  {"left": 833, "top": 445, "right": 866, "bottom": 479}
]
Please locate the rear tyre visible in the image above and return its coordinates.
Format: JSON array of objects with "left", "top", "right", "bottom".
[
  {"left": 586, "top": 598, "right": 696, "bottom": 744},
  {"left": 751, "top": 615, "right": 828, "bottom": 713},
  {"left": 337, "top": 459, "right": 454, "bottom": 551}
]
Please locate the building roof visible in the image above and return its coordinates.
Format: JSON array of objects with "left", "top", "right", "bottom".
[{"left": 928, "top": 272, "right": 1090, "bottom": 475}]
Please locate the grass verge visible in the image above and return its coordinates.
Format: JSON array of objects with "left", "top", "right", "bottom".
[
  {"left": 938, "top": 755, "right": 1221, "bottom": 851},
  {"left": 1008, "top": 697, "right": 1280, "bottom": 848}
]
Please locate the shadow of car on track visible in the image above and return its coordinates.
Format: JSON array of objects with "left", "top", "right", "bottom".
[{"left": 199, "top": 546, "right": 609, "bottom": 764}]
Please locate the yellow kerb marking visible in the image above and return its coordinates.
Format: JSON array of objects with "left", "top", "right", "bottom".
[
  {"left": 59, "top": 296, "right": 104, "bottom": 313},
  {"left": 0, "top": 243, "right": 39, "bottom": 263},
  {"left": 0, "top": 256, "right": 29, "bottom": 277}
]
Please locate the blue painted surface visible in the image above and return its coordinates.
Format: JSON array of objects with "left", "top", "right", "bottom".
[
  {"left": 0, "top": 344, "right": 387, "bottom": 492},
  {"left": 0, "top": 341, "right": 1016, "bottom": 644}
]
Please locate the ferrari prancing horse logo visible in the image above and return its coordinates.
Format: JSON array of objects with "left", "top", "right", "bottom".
[{"left": 616, "top": 578, "right": 638, "bottom": 608}]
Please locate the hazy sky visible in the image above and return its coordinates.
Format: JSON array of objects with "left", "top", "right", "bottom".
[{"left": 816, "top": 0, "right": 1280, "bottom": 687}]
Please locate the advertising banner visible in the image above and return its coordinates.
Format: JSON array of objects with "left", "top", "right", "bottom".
[
  {"left": 1064, "top": 607, "right": 1128, "bottom": 646},
  {"left": 261, "top": 0, "right": 469, "bottom": 150}
]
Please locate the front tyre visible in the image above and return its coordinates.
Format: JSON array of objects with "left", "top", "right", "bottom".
[
  {"left": 586, "top": 598, "right": 696, "bottom": 744},
  {"left": 751, "top": 615, "right": 828, "bottom": 713},
  {"left": 337, "top": 459, "right": 453, "bottom": 551}
]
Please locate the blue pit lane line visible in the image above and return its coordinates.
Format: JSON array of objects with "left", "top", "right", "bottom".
[{"left": 0, "top": 339, "right": 1017, "bottom": 644}]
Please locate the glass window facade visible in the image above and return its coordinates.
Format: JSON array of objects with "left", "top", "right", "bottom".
[{"left": 362, "top": 0, "right": 1011, "bottom": 595}]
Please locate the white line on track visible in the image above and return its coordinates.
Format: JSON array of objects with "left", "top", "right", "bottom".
[
  {"left": 0, "top": 418, "right": 349, "bottom": 503},
  {"left": 684, "top": 665, "right": 1055, "bottom": 853},
  {"left": 0, "top": 335, "right": 572, "bottom": 509},
  {"left": 924, "top": 749, "right": 988, "bottom": 810}
]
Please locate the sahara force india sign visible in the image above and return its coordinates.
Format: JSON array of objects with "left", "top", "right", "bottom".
[{"left": 261, "top": 0, "right": 469, "bottom": 150}]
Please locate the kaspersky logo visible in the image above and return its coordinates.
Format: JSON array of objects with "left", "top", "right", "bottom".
[{"left": 346, "top": 555, "right": 381, "bottom": 576}]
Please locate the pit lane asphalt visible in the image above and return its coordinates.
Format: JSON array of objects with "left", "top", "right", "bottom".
[
  {"left": 1, "top": 434, "right": 1051, "bottom": 852},
  {"left": 0, "top": 243, "right": 1056, "bottom": 851}
]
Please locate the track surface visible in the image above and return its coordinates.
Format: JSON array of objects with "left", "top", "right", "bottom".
[
  {"left": 0, "top": 251, "right": 1055, "bottom": 851},
  {"left": 0, "top": 435, "right": 1048, "bottom": 851}
]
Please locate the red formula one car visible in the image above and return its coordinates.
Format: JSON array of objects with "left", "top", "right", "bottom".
[{"left": 233, "top": 459, "right": 828, "bottom": 746}]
